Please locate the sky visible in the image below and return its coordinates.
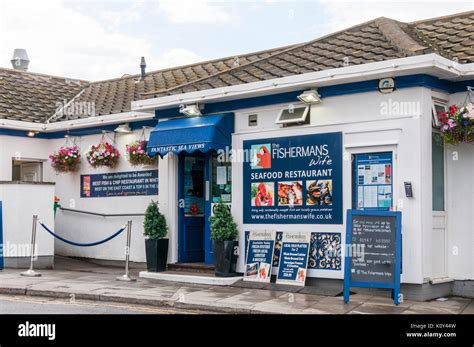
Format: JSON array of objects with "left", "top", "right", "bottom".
[{"left": 0, "top": 0, "right": 472, "bottom": 81}]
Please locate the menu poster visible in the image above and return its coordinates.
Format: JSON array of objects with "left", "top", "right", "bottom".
[
  {"left": 354, "top": 152, "right": 392, "bottom": 211},
  {"left": 276, "top": 231, "right": 311, "bottom": 286},
  {"left": 344, "top": 209, "right": 402, "bottom": 305},
  {"left": 244, "top": 231, "right": 275, "bottom": 282}
]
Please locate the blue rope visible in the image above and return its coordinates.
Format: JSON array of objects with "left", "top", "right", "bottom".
[{"left": 39, "top": 222, "right": 126, "bottom": 247}]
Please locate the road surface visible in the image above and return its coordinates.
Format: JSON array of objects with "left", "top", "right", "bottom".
[{"left": 0, "top": 294, "right": 212, "bottom": 314}]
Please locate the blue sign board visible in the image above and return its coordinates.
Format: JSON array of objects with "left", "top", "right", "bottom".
[
  {"left": 243, "top": 132, "right": 343, "bottom": 224},
  {"left": 81, "top": 170, "right": 158, "bottom": 198},
  {"left": 343, "top": 209, "right": 402, "bottom": 305},
  {"left": 353, "top": 152, "right": 393, "bottom": 210},
  {"left": 276, "top": 231, "right": 311, "bottom": 286}
]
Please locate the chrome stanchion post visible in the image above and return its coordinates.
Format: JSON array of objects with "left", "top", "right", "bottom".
[
  {"left": 116, "top": 220, "right": 136, "bottom": 282},
  {"left": 21, "top": 215, "right": 41, "bottom": 277}
]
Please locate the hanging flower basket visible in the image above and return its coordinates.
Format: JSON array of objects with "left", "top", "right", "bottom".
[
  {"left": 85, "top": 142, "right": 120, "bottom": 168},
  {"left": 126, "top": 140, "right": 157, "bottom": 166},
  {"left": 49, "top": 146, "right": 81, "bottom": 173},
  {"left": 440, "top": 103, "right": 474, "bottom": 145}
]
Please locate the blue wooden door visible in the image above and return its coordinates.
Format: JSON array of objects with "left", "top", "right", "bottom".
[{"left": 179, "top": 155, "right": 205, "bottom": 262}]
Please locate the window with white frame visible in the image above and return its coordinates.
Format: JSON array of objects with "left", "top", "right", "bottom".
[{"left": 431, "top": 97, "right": 448, "bottom": 128}]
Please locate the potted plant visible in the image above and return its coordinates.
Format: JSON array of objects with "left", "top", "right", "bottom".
[
  {"left": 85, "top": 142, "right": 120, "bottom": 168},
  {"left": 49, "top": 145, "right": 81, "bottom": 173},
  {"left": 143, "top": 201, "right": 168, "bottom": 272},
  {"left": 210, "top": 202, "right": 238, "bottom": 277},
  {"left": 126, "top": 140, "right": 157, "bottom": 166}
]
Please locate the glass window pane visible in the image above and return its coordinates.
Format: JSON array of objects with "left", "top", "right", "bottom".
[
  {"left": 432, "top": 132, "right": 445, "bottom": 211},
  {"left": 211, "top": 155, "right": 232, "bottom": 203}
]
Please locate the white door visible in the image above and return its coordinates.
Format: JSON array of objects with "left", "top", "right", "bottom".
[{"left": 20, "top": 162, "right": 42, "bottom": 182}]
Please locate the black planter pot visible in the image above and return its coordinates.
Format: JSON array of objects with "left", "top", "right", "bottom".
[
  {"left": 145, "top": 238, "right": 169, "bottom": 272},
  {"left": 213, "top": 240, "right": 238, "bottom": 277}
]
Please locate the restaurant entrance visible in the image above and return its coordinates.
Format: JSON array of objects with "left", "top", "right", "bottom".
[{"left": 178, "top": 154, "right": 207, "bottom": 263}]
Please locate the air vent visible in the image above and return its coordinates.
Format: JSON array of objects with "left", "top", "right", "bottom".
[{"left": 248, "top": 114, "right": 258, "bottom": 126}]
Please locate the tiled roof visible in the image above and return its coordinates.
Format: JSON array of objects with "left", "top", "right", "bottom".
[
  {"left": 66, "top": 46, "right": 293, "bottom": 119},
  {"left": 0, "top": 68, "right": 88, "bottom": 123},
  {"left": 0, "top": 11, "right": 472, "bottom": 123},
  {"left": 153, "top": 12, "right": 474, "bottom": 97}
]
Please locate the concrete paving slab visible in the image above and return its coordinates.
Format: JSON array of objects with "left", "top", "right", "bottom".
[
  {"left": 460, "top": 300, "right": 474, "bottom": 314},
  {"left": 349, "top": 303, "right": 407, "bottom": 314}
]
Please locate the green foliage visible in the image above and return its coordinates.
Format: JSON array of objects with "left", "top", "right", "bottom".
[
  {"left": 210, "top": 203, "right": 238, "bottom": 241},
  {"left": 143, "top": 201, "right": 168, "bottom": 240}
]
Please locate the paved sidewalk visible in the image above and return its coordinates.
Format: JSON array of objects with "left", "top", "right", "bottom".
[{"left": 0, "top": 257, "right": 472, "bottom": 314}]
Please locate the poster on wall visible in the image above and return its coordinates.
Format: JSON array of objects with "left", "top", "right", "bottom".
[
  {"left": 80, "top": 170, "right": 158, "bottom": 198},
  {"left": 276, "top": 231, "right": 311, "bottom": 286},
  {"left": 244, "top": 230, "right": 275, "bottom": 282},
  {"left": 243, "top": 132, "right": 342, "bottom": 224},
  {"left": 354, "top": 152, "right": 392, "bottom": 210}
]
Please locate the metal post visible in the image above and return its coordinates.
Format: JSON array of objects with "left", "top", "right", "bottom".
[
  {"left": 116, "top": 220, "right": 136, "bottom": 282},
  {"left": 21, "top": 215, "right": 41, "bottom": 277}
]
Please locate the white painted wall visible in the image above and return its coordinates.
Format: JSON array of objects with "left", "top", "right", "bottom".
[
  {"left": 0, "top": 183, "right": 55, "bottom": 259},
  {"left": 50, "top": 129, "right": 158, "bottom": 263},
  {"left": 444, "top": 91, "right": 474, "bottom": 280},
  {"left": 232, "top": 87, "right": 428, "bottom": 284}
]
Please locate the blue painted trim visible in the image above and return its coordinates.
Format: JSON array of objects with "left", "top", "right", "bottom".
[
  {"left": 156, "top": 75, "right": 474, "bottom": 120},
  {"left": 343, "top": 209, "right": 402, "bottom": 305},
  {"left": 1, "top": 74, "right": 473, "bottom": 139},
  {"left": 0, "top": 201, "right": 3, "bottom": 271}
]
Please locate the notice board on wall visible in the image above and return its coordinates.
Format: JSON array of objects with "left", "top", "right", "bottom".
[
  {"left": 243, "top": 132, "right": 343, "bottom": 224},
  {"left": 80, "top": 170, "right": 158, "bottom": 198},
  {"left": 343, "top": 209, "right": 402, "bottom": 305},
  {"left": 353, "top": 152, "right": 393, "bottom": 210}
]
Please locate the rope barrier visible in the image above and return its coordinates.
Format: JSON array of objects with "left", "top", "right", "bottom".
[{"left": 38, "top": 221, "right": 126, "bottom": 247}]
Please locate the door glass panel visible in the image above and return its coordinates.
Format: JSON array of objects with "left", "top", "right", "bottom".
[
  {"left": 432, "top": 132, "right": 445, "bottom": 211},
  {"left": 211, "top": 155, "right": 232, "bottom": 203},
  {"left": 183, "top": 156, "right": 204, "bottom": 216}
]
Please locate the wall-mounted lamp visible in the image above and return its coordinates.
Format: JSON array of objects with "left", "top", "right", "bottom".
[
  {"left": 114, "top": 123, "right": 132, "bottom": 134},
  {"left": 180, "top": 104, "right": 202, "bottom": 117},
  {"left": 297, "top": 89, "right": 321, "bottom": 104},
  {"left": 27, "top": 131, "right": 37, "bottom": 137}
]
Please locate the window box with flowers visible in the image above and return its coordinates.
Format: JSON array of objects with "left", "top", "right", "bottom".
[
  {"left": 439, "top": 103, "right": 474, "bottom": 145},
  {"left": 85, "top": 142, "right": 120, "bottom": 168},
  {"left": 49, "top": 146, "right": 81, "bottom": 173},
  {"left": 126, "top": 140, "right": 157, "bottom": 166}
]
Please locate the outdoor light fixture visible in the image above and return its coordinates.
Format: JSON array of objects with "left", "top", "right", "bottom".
[
  {"left": 297, "top": 89, "right": 321, "bottom": 104},
  {"left": 180, "top": 104, "right": 202, "bottom": 117},
  {"left": 114, "top": 123, "right": 132, "bottom": 133},
  {"left": 27, "top": 131, "right": 36, "bottom": 137}
]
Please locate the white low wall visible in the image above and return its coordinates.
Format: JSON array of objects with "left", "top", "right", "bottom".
[{"left": 0, "top": 182, "right": 55, "bottom": 264}]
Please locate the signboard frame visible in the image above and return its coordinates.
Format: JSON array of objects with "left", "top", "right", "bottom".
[
  {"left": 243, "top": 132, "right": 343, "bottom": 225},
  {"left": 343, "top": 209, "right": 402, "bottom": 305},
  {"left": 276, "top": 231, "right": 311, "bottom": 286},
  {"left": 80, "top": 170, "right": 158, "bottom": 198},
  {"left": 243, "top": 230, "right": 275, "bottom": 283}
]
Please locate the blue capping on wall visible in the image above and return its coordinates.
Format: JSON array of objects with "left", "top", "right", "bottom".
[{"left": 0, "top": 74, "right": 473, "bottom": 139}]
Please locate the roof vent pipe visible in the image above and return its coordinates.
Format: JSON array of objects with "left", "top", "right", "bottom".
[
  {"left": 140, "top": 56, "right": 146, "bottom": 80},
  {"left": 11, "top": 49, "right": 30, "bottom": 71}
]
